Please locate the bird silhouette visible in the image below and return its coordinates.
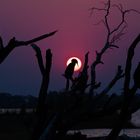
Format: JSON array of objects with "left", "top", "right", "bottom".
[
  {"left": 71, "top": 52, "right": 89, "bottom": 92},
  {"left": 63, "top": 59, "right": 78, "bottom": 91}
]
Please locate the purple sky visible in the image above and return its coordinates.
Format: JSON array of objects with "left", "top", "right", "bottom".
[{"left": 0, "top": 0, "right": 139, "bottom": 96}]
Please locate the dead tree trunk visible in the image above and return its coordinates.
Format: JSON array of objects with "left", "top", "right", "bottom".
[
  {"left": 106, "top": 34, "right": 140, "bottom": 140},
  {"left": 31, "top": 44, "right": 52, "bottom": 140}
]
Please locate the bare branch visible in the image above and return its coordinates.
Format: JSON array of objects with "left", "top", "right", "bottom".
[
  {"left": 89, "top": 7, "right": 106, "bottom": 17},
  {"left": 110, "top": 24, "right": 127, "bottom": 44},
  {"left": 112, "top": 4, "right": 123, "bottom": 12},
  {"left": 104, "top": 0, "right": 111, "bottom": 36},
  {"left": 90, "top": 0, "right": 140, "bottom": 44},
  {"left": 125, "top": 9, "right": 140, "bottom": 14},
  {"left": 113, "top": 3, "right": 140, "bottom": 14},
  {"left": 119, "top": 4, "right": 123, "bottom": 11},
  {"left": 33, "top": 47, "right": 52, "bottom": 140},
  {"left": 109, "top": 45, "right": 119, "bottom": 48},
  {"left": 89, "top": 0, "right": 140, "bottom": 95},
  {"left": 0, "top": 36, "right": 4, "bottom": 49},
  {"left": 101, "top": 1, "right": 110, "bottom": 8},
  {"left": 106, "top": 34, "right": 140, "bottom": 140},
  {"left": 99, "top": 65, "right": 124, "bottom": 97},
  {"left": 91, "top": 0, "right": 111, "bottom": 35},
  {"left": 0, "top": 37, "right": 17, "bottom": 63},
  {"left": 31, "top": 44, "right": 45, "bottom": 75},
  {"left": 0, "top": 30, "right": 57, "bottom": 64},
  {"left": 89, "top": 0, "right": 112, "bottom": 35},
  {"left": 45, "top": 49, "right": 52, "bottom": 74},
  {"left": 110, "top": 7, "right": 140, "bottom": 35},
  {"left": 16, "top": 30, "right": 58, "bottom": 46},
  {"left": 93, "top": 19, "right": 105, "bottom": 26},
  {"left": 124, "top": 34, "right": 140, "bottom": 95}
]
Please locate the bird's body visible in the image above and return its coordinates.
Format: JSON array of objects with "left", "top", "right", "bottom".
[
  {"left": 64, "top": 59, "right": 78, "bottom": 90},
  {"left": 64, "top": 59, "right": 78, "bottom": 80},
  {"left": 64, "top": 63, "right": 75, "bottom": 80}
]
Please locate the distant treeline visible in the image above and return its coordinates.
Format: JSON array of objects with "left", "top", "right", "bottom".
[
  {"left": 0, "top": 93, "right": 37, "bottom": 108},
  {"left": 0, "top": 92, "right": 140, "bottom": 110}
]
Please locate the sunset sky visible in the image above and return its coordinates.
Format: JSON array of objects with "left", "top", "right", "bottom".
[{"left": 0, "top": 0, "right": 139, "bottom": 96}]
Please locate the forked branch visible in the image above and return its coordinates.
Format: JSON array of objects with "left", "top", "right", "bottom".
[
  {"left": 31, "top": 44, "right": 45, "bottom": 75},
  {"left": 0, "top": 30, "right": 57, "bottom": 64},
  {"left": 89, "top": 0, "right": 140, "bottom": 94}
]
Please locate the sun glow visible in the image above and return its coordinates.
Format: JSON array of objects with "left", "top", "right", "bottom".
[{"left": 66, "top": 57, "right": 82, "bottom": 71}]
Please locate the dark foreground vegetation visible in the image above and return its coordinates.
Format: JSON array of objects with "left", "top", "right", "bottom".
[{"left": 0, "top": 92, "right": 140, "bottom": 140}]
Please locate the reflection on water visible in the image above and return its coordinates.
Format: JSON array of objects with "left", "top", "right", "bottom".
[
  {"left": 131, "top": 109, "right": 140, "bottom": 127},
  {"left": 68, "top": 129, "right": 140, "bottom": 138},
  {"left": 68, "top": 109, "right": 140, "bottom": 138}
]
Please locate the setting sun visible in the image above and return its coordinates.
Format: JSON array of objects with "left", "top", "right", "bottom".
[{"left": 66, "top": 57, "right": 82, "bottom": 71}]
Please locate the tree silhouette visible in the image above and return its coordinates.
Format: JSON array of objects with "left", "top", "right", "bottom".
[
  {"left": 106, "top": 34, "right": 140, "bottom": 140},
  {"left": 30, "top": 34, "right": 140, "bottom": 140},
  {"left": 31, "top": 44, "right": 52, "bottom": 140},
  {"left": 0, "top": 31, "right": 57, "bottom": 64},
  {"left": 89, "top": 0, "right": 140, "bottom": 95},
  {"left": 0, "top": 1, "right": 140, "bottom": 140},
  {"left": 63, "top": 59, "right": 78, "bottom": 91},
  {"left": 0, "top": 30, "right": 57, "bottom": 140}
]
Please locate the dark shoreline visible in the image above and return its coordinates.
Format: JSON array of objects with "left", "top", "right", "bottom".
[{"left": 0, "top": 113, "right": 140, "bottom": 140}]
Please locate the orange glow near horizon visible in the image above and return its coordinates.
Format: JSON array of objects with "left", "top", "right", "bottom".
[{"left": 66, "top": 57, "right": 82, "bottom": 71}]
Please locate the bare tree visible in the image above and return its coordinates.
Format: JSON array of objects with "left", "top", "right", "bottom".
[
  {"left": 31, "top": 34, "right": 140, "bottom": 140},
  {"left": 106, "top": 34, "right": 140, "bottom": 140},
  {"left": 89, "top": 0, "right": 140, "bottom": 95},
  {"left": 31, "top": 44, "right": 52, "bottom": 140},
  {"left": 0, "top": 31, "right": 57, "bottom": 64}
]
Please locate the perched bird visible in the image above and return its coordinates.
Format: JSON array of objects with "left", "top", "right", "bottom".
[
  {"left": 63, "top": 59, "right": 78, "bottom": 90},
  {"left": 133, "top": 62, "right": 140, "bottom": 88},
  {"left": 64, "top": 59, "right": 78, "bottom": 80},
  {"left": 71, "top": 52, "right": 89, "bottom": 92}
]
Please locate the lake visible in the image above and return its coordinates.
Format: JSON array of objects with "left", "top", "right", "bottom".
[
  {"left": 68, "top": 129, "right": 140, "bottom": 138},
  {"left": 67, "top": 109, "right": 140, "bottom": 138}
]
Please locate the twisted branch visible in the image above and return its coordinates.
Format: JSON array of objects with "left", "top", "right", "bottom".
[
  {"left": 0, "top": 30, "right": 57, "bottom": 64},
  {"left": 89, "top": 0, "right": 139, "bottom": 95}
]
